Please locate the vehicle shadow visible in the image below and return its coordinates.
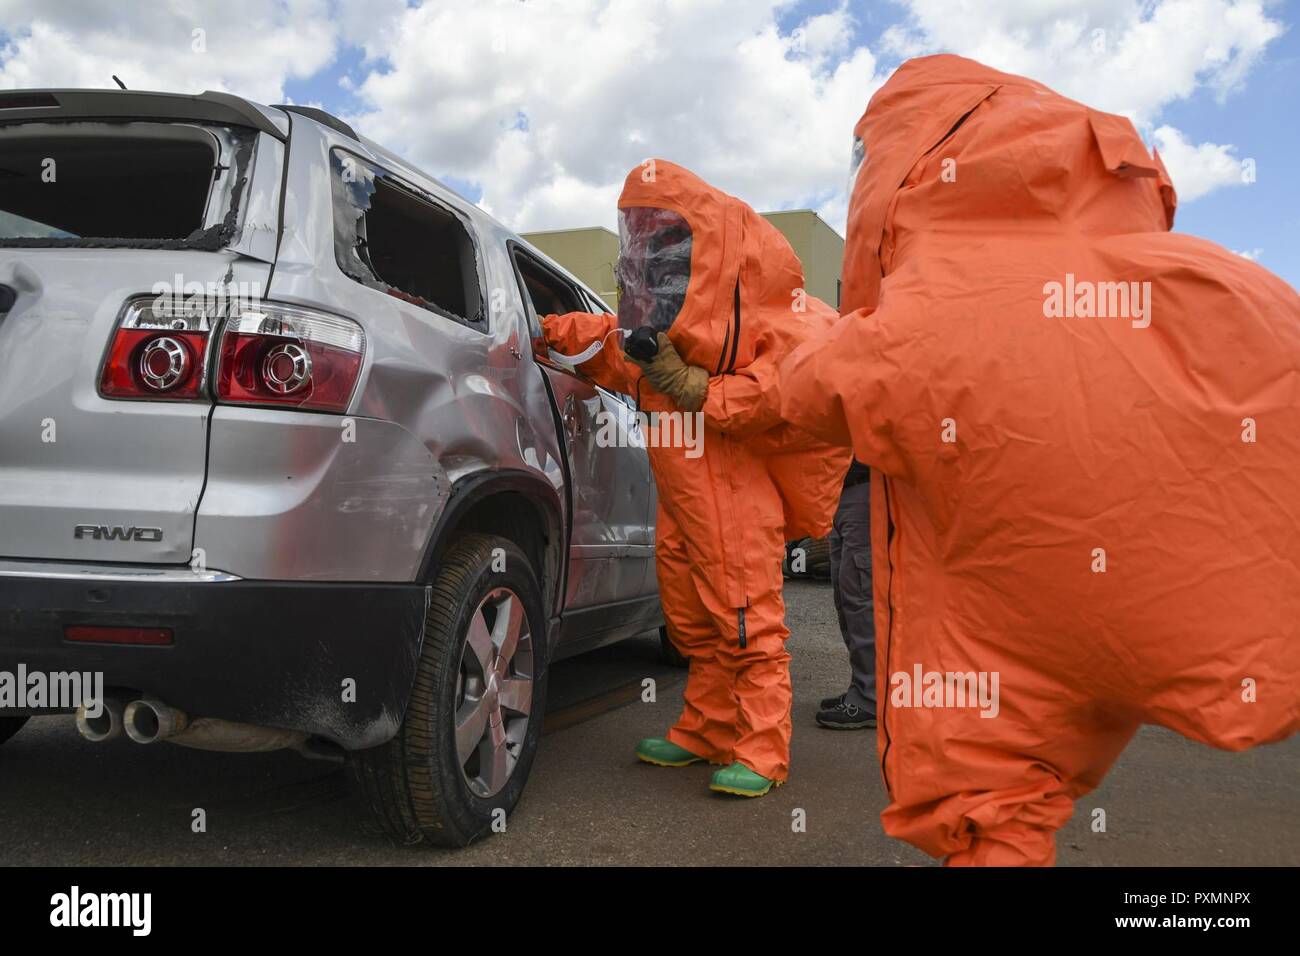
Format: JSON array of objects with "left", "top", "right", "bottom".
[{"left": 0, "top": 633, "right": 683, "bottom": 864}]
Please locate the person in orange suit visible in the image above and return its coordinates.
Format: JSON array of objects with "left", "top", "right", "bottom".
[
  {"left": 541, "top": 159, "right": 849, "bottom": 796},
  {"left": 780, "top": 54, "right": 1300, "bottom": 862}
]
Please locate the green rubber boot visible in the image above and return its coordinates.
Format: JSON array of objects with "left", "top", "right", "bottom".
[
  {"left": 709, "top": 762, "right": 780, "bottom": 797},
  {"left": 635, "top": 737, "right": 705, "bottom": 767}
]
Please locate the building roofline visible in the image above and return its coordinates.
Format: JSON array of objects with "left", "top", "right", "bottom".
[
  {"left": 520, "top": 225, "right": 618, "bottom": 240},
  {"left": 760, "top": 208, "right": 844, "bottom": 241},
  {"left": 522, "top": 212, "right": 844, "bottom": 243}
]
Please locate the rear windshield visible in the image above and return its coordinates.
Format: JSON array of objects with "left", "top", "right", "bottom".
[{"left": 0, "top": 122, "right": 255, "bottom": 249}]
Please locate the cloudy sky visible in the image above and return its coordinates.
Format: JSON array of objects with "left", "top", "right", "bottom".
[{"left": 1, "top": 0, "right": 1295, "bottom": 287}]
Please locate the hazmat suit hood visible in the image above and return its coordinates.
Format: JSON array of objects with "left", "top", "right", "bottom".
[
  {"left": 842, "top": 54, "right": 1177, "bottom": 315},
  {"left": 617, "top": 160, "right": 809, "bottom": 377}
]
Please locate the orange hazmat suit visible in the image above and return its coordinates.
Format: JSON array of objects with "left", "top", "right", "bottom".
[
  {"left": 780, "top": 54, "right": 1300, "bottom": 863},
  {"left": 543, "top": 160, "right": 849, "bottom": 781}
]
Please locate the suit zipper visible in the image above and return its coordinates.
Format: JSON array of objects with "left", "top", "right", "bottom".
[
  {"left": 725, "top": 279, "right": 740, "bottom": 373},
  {"left": 714, "top": 292, "right": 746, "bottom": 640},
  {"left": 879, "top": 476, "right": 897, "bottom": 795},
  {"left": 716, "top": 278, "right": 741, "bottom": 375},
  {"left": 715, "top": 322, "right": 730, "bottom": 375}
]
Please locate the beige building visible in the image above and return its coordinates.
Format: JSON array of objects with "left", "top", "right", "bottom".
[
  {"left": 759, "top": 210, "right": 845, "bottom": 309},
  {"left": 523, "top": 209, "right": 844, "bottom": 312}
]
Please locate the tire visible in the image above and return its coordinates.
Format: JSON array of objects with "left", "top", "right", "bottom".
[
  {"left": 804, "top": 535, "right": 833, "bottom": 578},
  {"left": 658, "top": 625, "right": 689, "bottom": 668},
  {"left": 0, "top": 717, "right": 28, "bottom": 747},
  {"left": 783, "top": 536, "right": 832, "bottom": 579},
  {"left": 347, "top": 532, "right": 549, "bottom": 847}
]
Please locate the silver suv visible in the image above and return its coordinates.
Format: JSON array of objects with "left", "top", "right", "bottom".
[{"left": 0, "top": 89, "right": 665, "bottom": 846}]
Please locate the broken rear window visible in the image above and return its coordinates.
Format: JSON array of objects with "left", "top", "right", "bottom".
[
  {"left": 0, "top": 121, "right": 255, "bottom": 249},
  {"left": 330, "top": 149, "right": 484, "bottom": 328}
]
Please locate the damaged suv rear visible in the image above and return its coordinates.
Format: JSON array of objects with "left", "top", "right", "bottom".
[{"left": 0, "top": 90, "right": 664, "bottom": 846}]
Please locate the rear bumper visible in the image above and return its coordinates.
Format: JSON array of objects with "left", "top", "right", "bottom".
[{"left": 0, "top": 563, "right": 429, "bottom": 749}]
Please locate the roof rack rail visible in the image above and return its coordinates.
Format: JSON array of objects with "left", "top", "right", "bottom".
[{"left": 274, "top": 105, "right": 358, "bottom": 141}]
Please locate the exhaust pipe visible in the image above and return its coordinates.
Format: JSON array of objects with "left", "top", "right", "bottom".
[
  {"left": 123, "top": 696, "right": 189, "bottom": 744},
  {"left": 122, "top": 696, "right": 308, "bottom": 753},
  {"left": 163, "top": 718, "right": 309, "bottom": 754},
  {"left": 75, "top": 695, "right": 128, "bottom": 743}
]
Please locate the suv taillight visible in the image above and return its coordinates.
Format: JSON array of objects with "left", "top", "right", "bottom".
[
  {"left": 100, "top": 297, "right": 214, "bottom": 400},
  {"left": 215, "top": 304, "right": 364, "bottom": 413}
]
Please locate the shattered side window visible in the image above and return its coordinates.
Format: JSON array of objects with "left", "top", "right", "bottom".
[
  {"left": 331, "top": 152, "right": 381, "bottom": 287},
  {"left": 330, "top": 149, "right": 484, "bottom": 327}
]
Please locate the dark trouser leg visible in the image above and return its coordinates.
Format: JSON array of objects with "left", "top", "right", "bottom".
[{"left": 829, "top": 480, "right": 875, "bottom": 711}]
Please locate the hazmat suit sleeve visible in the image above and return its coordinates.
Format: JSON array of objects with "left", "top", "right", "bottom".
[
  {"left": 540, "top": 311, "right": 636, "bottom": 395},
  {"left": 544, "top": 309, "right": 789, "bottom": 428},
  {"left": 778, "top": 305, "right": 915, "bottom": 481},
  {"left": 699, "top": 336, "right": 783, "bottom": 438}
]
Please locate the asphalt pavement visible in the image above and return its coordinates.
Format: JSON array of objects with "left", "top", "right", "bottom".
[{"left": 0, "top": 579, "right": 1295, "bottom": 866}]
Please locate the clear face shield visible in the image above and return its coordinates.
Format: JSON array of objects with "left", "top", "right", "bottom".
[
  {"left": 847, "top": 135, "right": 866, "bottom": 197},
  {"left": 615, "top": 206, "right": 693, "bottom": 339}
]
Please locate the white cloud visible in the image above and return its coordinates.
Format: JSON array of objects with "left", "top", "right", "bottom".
[
  {"left": 0, "top": 0, "right": 1284, "bottom": 230},
  {"left": 1152, "top": 124, "right": 1249, "bottom": 201},
  {"left": 883, "top": 0, "right": 1284, "bottom": 127},
  {"left": 0, "top": 0, "right": 880, "bottom": 230},
  {"left": 1234, "top": 247, "right": 1263, "bottom": 260},
  {"left": 0, "top": 0, "right": 346, "bottom": 103},
  {"left": 346, "top": 0, "right": 880, "bottom": 233},
  {"left": 345, "top": 0, "right": 1283, "bottom": 226}
]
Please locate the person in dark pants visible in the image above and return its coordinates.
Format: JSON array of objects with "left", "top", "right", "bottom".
[{"left": 817, "top": 460, "right": 876, "bottom": 729}]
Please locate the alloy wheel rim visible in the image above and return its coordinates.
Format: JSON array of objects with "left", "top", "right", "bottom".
[{"left": 454, "top": 587, "right": 534, "bottom": 798}]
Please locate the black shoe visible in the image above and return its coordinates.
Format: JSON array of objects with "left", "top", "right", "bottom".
[
  {"left": 819, "top": 691, "right": 847, "bottom": 710},
  {"left": 816, "top": 699, "right": 876, "bottom": 729}
]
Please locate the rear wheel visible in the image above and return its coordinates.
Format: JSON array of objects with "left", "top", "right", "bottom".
[
  {"left": 0, "top": 717, "right": 28, "bottom": 747},
  {"left": 347, "top": 533, "right": 548, "bottom": 847},
  {"left": 783, "top": 536, "right": 832, "bottom": 579}
]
